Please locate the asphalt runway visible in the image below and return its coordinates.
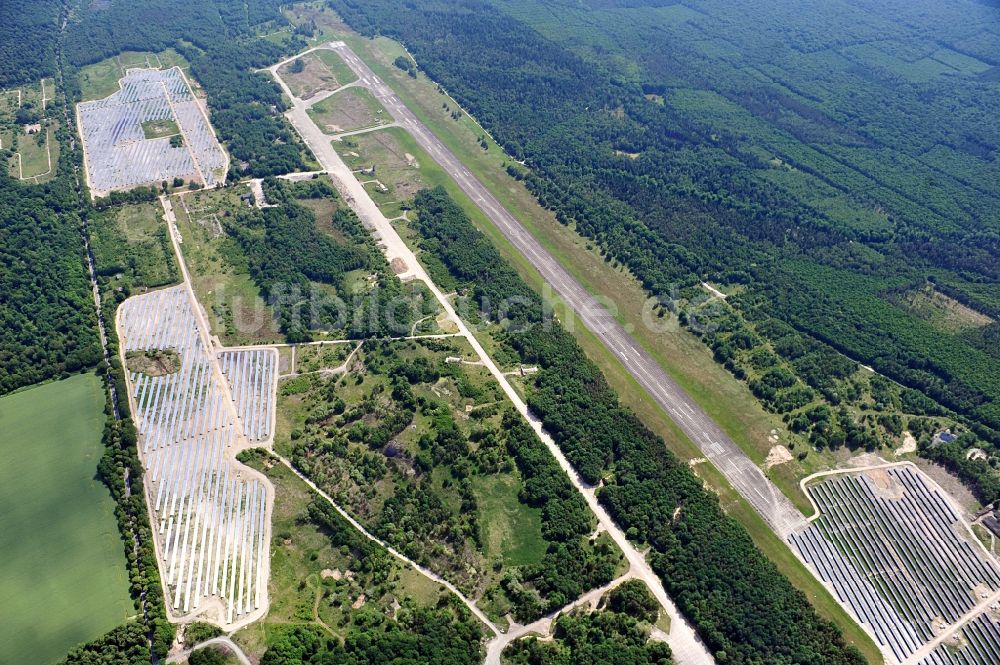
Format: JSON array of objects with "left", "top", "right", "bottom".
[{"left": 331, "top": 42, "right": 808, "bottom": 539}]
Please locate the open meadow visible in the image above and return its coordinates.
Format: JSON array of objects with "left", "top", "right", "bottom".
[{"left": 0, "top": 373, "right": 133, "bottom": 665}]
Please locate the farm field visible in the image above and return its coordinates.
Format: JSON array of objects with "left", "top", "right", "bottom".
[{"left": 0, "top": 373, "right": 133, "bottom": 665}]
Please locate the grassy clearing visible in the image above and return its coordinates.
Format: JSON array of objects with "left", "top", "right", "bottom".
[
  {"left": 336, "top": 126, "right": 441, "bottom": 208},
  {"left": 172, "top": 186, "right": 285, "bottom": 346},
  {"left": 278, "top": 49, "right": 356, "bottom": 100},
  {"left": 308, "top": 86, "right": 391, "bottom": 134},
  {"left": 293, "top": 342, "right": 353, "bottom": 374},
  {"left": 309, "top": 23, "right": 882, "bottom": 661},
  {"left": 79, "top": 58, "right": 124, "bottom": 102},
  {"left": 141, "top": 118, "right": 180, "bottom": 139},
  {"left": 9, "top": 125, "right": 57, "bottom": 181},
  {"left": 316, "top": 49, "right": 359, "bottom": 86},
  {"left": 893, "top": 284, "right": 993, "bottom": 333},
  {"left": 0, "top": 373, "right": 134, "bottom": 665},
  {"left": 472, "top": 475, "right": 546, "bottom": 567},
  {"left": 89, "top": 200, "right": 179, "bottom": 293}
]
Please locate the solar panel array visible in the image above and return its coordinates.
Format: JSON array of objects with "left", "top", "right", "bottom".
[
  {"left": 119, "top": 286, "right": 269, "bottom": 627},
  {"left": 790, "top": 467, "right": 1000, "bottom": 663},
  {"left": 218, "top": 349, "right": 277, "bottom": 442},
  {"left": 79, "top": 67, "right": 227, "bottom": 194},
  {"left": 920, "top": 613, "right": 1000, "bottom": 665}
]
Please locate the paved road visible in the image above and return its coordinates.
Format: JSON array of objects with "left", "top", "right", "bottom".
[
  {"left": 269, "top": 50, "right": 714, "bottom": 664},
  {"left": 329, "top": 42, "right": 808, "bottom": 539}
]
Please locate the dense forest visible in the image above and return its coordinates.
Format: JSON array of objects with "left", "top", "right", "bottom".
[
  {"left": 412, "top": 187, "right": 865, "bottom": 664},
  {"left": 328, "top": 0, "right": 1000, "bottom": 492},
  {"left": 0, "top": 0, "right": 63, "bottom": 88},
  {"left": 0, "top": 167, "right": 101, "bottom": 394}
]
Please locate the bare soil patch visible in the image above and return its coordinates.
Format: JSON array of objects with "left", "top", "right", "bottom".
[
  {"left": 863, "top": 468, "right": 905, "bottom": 500},
  {"left": 764, "top": 444, "right": 792, "bottom": 470},
  {"left": 895, "top": 431, "right": 917, "bottom": 456},
  {"left": 126, "top": 348, "right": 181, "bottom": 376}
]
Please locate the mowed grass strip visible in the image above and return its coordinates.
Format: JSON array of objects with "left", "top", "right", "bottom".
[{"left": 0, "top": 373, "right": 133, "bottom": 665}]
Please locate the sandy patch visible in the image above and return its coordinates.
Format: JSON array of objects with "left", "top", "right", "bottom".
[
  {"left": 863, "top": 468, "right": 905, "bottom": 500},
  {"left": 390, "top": 257, "right": 408, "bottom": 274},
  {"left": 765, "top": 445, "right": 792, "bottom": 470},
  {"left": 895, "top": 431, "right": 917, "bottom": 456},
  {"left": 351, "top": 593, "right": 366, "bottom": 609}
]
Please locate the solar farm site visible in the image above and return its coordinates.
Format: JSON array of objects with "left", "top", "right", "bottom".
[
  {"left": 790, "top": 465, "right": 1000, "bottom": 665},
  {"left": 78, "top": 67, "right": 227, "bottom": 196},
  {"left": 117, "top": 285, "right": 277, "bottom": 629}
]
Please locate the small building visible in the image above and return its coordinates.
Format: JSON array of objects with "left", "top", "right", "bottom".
[{"left": 983, "top": 514, "right": 1000, "bottom": 540}]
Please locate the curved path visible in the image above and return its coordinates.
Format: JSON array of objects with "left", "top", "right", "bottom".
[
  {"left": 268, "top": 50, "right": 714, "bottom": 665},
  {"left": 167, "top": 636, "right": 251, "bottom": 665}
]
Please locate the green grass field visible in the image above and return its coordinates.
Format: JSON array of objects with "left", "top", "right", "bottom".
[
  {"left": 308, "top": 86, "right": 390, "bottom": 134},
  {"left": 472, "top": 475, "right": 546, "bottom": 567},
  {"left": 0, "top": 373, "right": 134, "bottom": 665},
  {"left": 316, "top": 49, "right": 359, "bottom": 86}
]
